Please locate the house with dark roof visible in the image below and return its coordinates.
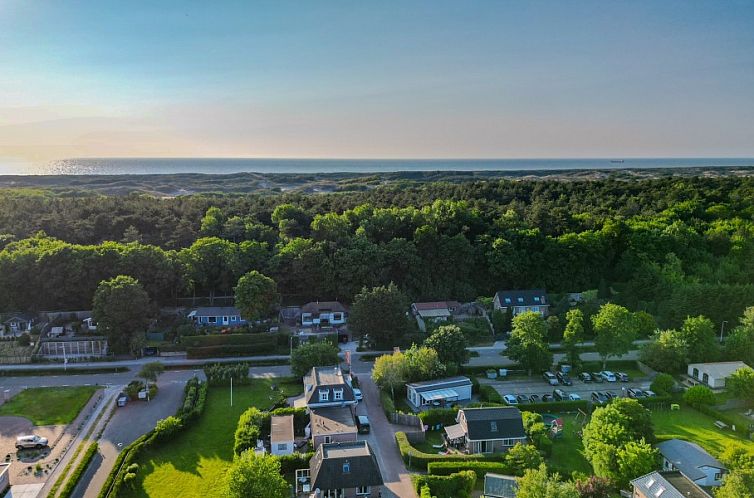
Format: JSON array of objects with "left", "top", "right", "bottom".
[
  {"left": 303, "top": 366, "right": 357, "bottom": 410},
  {"left": 411, "top": 301, "right": 462, "bottom": 332},
  {"left": 1, "top": 312, "right": 36, "bottom": 336},
  {"left": 301, "top": 301, "right": 348, "bottom": 327},
  {"left": 483, "top": 473, "right": 518, "bottom": 498},
  {"left": 631, "top": 471, "right": 712, "bottom": 498},
  {"left": 406, "top": 376, "right": 473, "bottom": 410},
  {"left": 444, "top": 407, "right": 527, "bottom": 454},
  {"left": 658, "top": 439, "right": 727, "bottom": 487},
  {"left": 310, "top": 407, "right": 357, "bottom": 450},
  {"left": 187, "top": 306, "right": 245, "bottom": 327},
  {"left": 492, "top": 290, "right": 549, "bottom": 317},
  {"left": 296, "top": 440, "right": 383, "bottom": 497}
]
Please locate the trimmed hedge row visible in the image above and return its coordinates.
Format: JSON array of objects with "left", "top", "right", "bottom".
[
  {"left": 98, "top": 432, "right": 153, "bottom": 498},
  {"left": 418, "top": 408, "right": 458, "bottom": 427},
  {"left": 466, "top": 399, "right": 590, "bottom": 413},
  {"left": 182, "top": 333, "right": 276, "bottom": 347},
  {"left": 414, "top": 470, "right": 476, "bottom": 498},
  {"left": 479, "top": 384, "right": 503, "bottom": 403},
  {"left": 59, "top": 442, "right": 98, "bottom": 498},
  {"left": 204, "top": 363, "right": 251, "bottom": 386},
  {"left": 395, "top": 431, "right": 504, "bottom": 471},
  {"left": 278, "top": 452, "right": 314, "bottom": 474},
  {"left": 186, "top": 343, "right": 276, "bottom": 358},
  {"left": 427, "top": 460, "right": 511, "bottom": 480}
]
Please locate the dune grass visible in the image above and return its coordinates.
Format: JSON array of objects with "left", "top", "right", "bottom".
[{"left": 0, "top": 386, "right": 97, "bottom": 425}]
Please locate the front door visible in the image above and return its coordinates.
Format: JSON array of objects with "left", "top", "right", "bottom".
[{"left": 223, "top": 316, "right": 229, "bottom": 325}]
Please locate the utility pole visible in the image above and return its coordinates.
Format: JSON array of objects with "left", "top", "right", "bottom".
[{"left": 720, "top": 321, "right": 728, "bottom": 343}]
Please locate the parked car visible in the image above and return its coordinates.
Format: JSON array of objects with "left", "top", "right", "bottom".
[
  {"left": 543, "top": 371, "right": 558, "bottom": 386},
  {"left": 627, "top": 388, "right": 647, "bottom": 399},
  {"left": 529, "top": 394, "right": 541, "bottom": 403},
  {"left": 568, "top": 393, "right": 581, "bottom": 401},
  {"left": 353, "top": 388, "right": 363, "bottom": 402},
  {"left": 644, "top": 390, "right": 657, "bottom": 397},
  {"left": 616, "top": 372, "right": 630, "bottom": 382},
  {"left": 516, "top": 394, "right": 529, "bottom": 404},
  {"left": 578, "top": 372, "right": 592, "bottom": 382},
  {"left": 556, "top": 372, "right": 573, "bottom": 386},
  {"left": 16, "top": 435, "right": 48, "bottom": 450},
  {"left": 600, "top": 371, "right": 617, "bottom": 382},
  {"left": 591, "top": 372, "right": 604, "bottom": 383},
  {"left": 591, "top": 391, "right": 609, "bottom": 405},
  {"left": 356, "top": 415, "right": 371, "bottom": 434},
  {"left": 553, "top": 389, "right": 568, "bottom": 401},
  {"left": 605, "top": 390, "right": 618, "bottom": 399},
  {"left": 503, "top": 394, "right": 519, "bottom": 405},
  {"left": 542, "top": 394, "right": 554, "bottom": 402}
]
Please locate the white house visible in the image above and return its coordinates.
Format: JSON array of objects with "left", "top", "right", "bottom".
[
  {"left": 492, "top": 290, "right": 549, "bottom": 316},
  {"left": 188, "top": 307, "right": 246, "bottom": 327},
  {"left": 411, "top": 301, "right": 461, "bottom": 332},
  {"left": 406, "top": 376, "right": 473, "bottom": 410},
  {"left": 82, "top": 317, "right": 97, "bottom": 331},
  {"left": 270, "top": 415, "right": 294, "bottom": 456},
  {"left": 300, "top": 301, "right": 348, "bottom": 327},
  {"left": 303, "top": 366, "right": 357, "bottom": 409},
  {"left": 658, "top": 439, "right": 727, "bottom": 487},
  {"left": 687, "top": 361, "right": 751, "bottom": 389}
]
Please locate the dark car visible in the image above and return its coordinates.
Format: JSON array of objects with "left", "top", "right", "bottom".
[
  {"left": 542, "top": 394, "right": 554, "bottom": 402},
  {"left": 356, "top": 415, "right": 371, "bottom": 434},
  {"left": 543, "top": 371, "right": 559, "bottom": 386},
  {"left": 627, "top": 388, "right": 646, "bottom": 399},
  {"left": 605, "top": 390, "right": 618, "bottom": 399},
  {"left": 579, "top": 372, "right": 592, "bottom": 383},
  {"left": 591, "top": 391, "right": 609, "bottom": 405},
  {"left": 553, "top": 389, "right": 568, "bottom": 401},
  {"left": 516, "top": 394, "right": 529, "bottom": 404},
  {"left": 591, "top": 372, "right": 604, "bottom": 383},
  {"left": 556, "top": 372, "right": 573, "bottom": 386},
  {"left": 616, "top": 372, "right": 630, "bottom": 382},
  {"left": 529, "top": 394, "right": 541, "bottom": 403}
]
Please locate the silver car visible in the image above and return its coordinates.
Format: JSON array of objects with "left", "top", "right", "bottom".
[{"left": 16, "top": 434, "right": 48, "bottom": 450}]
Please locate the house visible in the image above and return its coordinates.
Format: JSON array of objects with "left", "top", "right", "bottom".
[
  {"left": 687, "top": 361, "right": 751, "bottom": 389},
  {"left": 187, "top": 307, "right": 246, "bottom": 327},
  {"left": 279, "top": 306, "right": 302, "bottom": 325},
  {"left": 296, "top": 440, "right": 383, "bottom": 498},
  {"left": 406, "top": 376, "right": 473, "bottom": 410},
  {"left": 492, "top": 290, "right": 549, "bottom": 317},
  {"left": 301, "top": 301, "right": 348, "bottom": 327},
  {"left": 411, "top": 301, "right": 461, "bottom": 332},
  {"left": 444, "top": 407, "right": 527, "bottom": 454},
  {"left": 271, "top": 415, "right": 295, "bottom": 456},
  {"left": 2, "top": 313, "right": 35, "bottom": 335},
  {"left": 303, "top": 366, "right": 357, "bottom": 409},
  {"left": 631, "top": 471, "right": 712, "bottom": 498},
  {"left": 483, "top": 473, "right": 518, "bottom": 498},
  {"left": 310, "top": 407, "right": 357, "bottom": 449},
  {"left": 658, "top": 439, "right": 727, "bottom": 487}
]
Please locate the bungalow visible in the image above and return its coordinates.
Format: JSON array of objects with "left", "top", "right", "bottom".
[
  {"left": 411, "top": 301, "right": 461, "bottom": 332},
  {"left": 687, "top": 361, "right": 751, "bottom": 389},
  {"left": 187, "top": 307, "right": 246, "bottom": 327},
  {"left": 444, "top": 407, "right": 527, "bottom": 454},
  {"left": 309, "top": 407, "right": 357, "bottom": 449},
  {"left": 483, "top": 473, "right": 518, "bottom": 498},
  {"left": 492, "top": 290, "right": 549, "bottom": 317},
  {"left": 301, "top": 301, "right": 348, "bottom": 327},
  {"left": 2, "top": 312, "right": 35, "bottom": 335},
  {"left": 271, "top": 415, "right": 295, "bottom": 456},
  {"left": 296, "top": 440, "right": 383, "bottom": 498},
  {"left": 303, "top": 366, "right": 357, "bottom": 410},
  {"left": 658, "top": 439, "right": 727, "bottom": 487},
  {"left": 406, "top": 376, "right": 473, "bottom": 410},
  {"left": 631, "top": 471, "right": 712, "bottom": 498}
]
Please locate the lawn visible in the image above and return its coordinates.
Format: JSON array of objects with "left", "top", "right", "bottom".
[
  {"left": 547, "top": 413, "right": 593, "bottom": 476},
  {"left": 0, "top": 386, "right": 97, "bottom": 425},
  {"left": 413, "top": 430, "right": 445, "bottom": 454},
  {"left": 652, "top": 405, "right": 754, "bottom": 458},
  {"left": 121, "top": 378, "right": 302, "bottom": 498}
]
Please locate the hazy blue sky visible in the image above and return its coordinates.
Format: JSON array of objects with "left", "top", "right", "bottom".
[{"left": 1, "top": 0, "right": 753, "bottom": 161}]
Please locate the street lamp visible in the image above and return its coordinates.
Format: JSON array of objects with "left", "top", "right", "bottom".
[{"left": 720, "top": 320, "right": 728, "bottom": 343}]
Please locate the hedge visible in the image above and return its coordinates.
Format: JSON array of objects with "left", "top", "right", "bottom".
[
  {"left": 59, "top": 442, "right": 98, "bottom": 498},
  {"left": 234, "top": 407, "right": 267, "bottom": 455},
  {"left": 278, "top": 452, "right": 315, "bottom": 474},
  {"left": 381, "top": 390, "right": 396, "bottom": 418},
  {"left": 414, "top": 470, "right": 476, "bottom": 498},
  {"left": 98, "top": 431, "right": 153, "bottom": 498},
  {"left": 427, "top": 460, "right": 511, "bottom": 480},
  {"left": 419, "top": 484, "right": 433, "bottom": 498},
  {"left": 270, "top": 407, "right": 309, "bottom": 435},
  {"left": 395, "top": 431, "right": 504, "bottom": 471},
  {"left": 479, "top": 384, "right": 503, "bottom": 403},
  {"left": 419, "top": 408, "right": 458, "bottom": 427},
  {"left": 204, "top": 363, "right": 251, "bottom": 386},
  {"left": 186, "top": 343, "right": 276, "bottom": 358},
  {"left": 182, "top": 333, "right": 276, "bottom": 348},
  {"left": 466, "top": 399, "right": 590, "bottom": 414}
]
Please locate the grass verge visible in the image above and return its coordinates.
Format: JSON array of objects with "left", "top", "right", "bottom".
[{"left": 0, "top": 386, "right": 97, "bottom": 425}]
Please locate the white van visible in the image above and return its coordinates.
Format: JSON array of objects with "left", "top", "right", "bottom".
[{"left": 600, "top": 371, "right": 617, "bottom": 382}]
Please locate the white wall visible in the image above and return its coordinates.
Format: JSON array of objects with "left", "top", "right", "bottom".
[{"left": 271, "top": 440, "right": 293, "bottom": 456}]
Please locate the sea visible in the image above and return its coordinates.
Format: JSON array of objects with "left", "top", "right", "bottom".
[{"left": 1, "top": 157, "right": 754, "bottom": 175}]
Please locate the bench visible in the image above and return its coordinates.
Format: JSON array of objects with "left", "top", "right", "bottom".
[{"left": 714, "top": 420, "right": 728, "bottom": 430}]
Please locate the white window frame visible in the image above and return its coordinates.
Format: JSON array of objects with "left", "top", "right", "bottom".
[
  {"left": 319, "top": 390, "right": 329, "bottom": 402},
  {"left": 356, "top": 486, "right": 370, "bottom": 495},
  {"left": 334, "top": 389, "right": 343, "bottom": 401}
]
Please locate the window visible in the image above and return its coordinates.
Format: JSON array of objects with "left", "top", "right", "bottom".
[
  {"left": 319, "top": 390, "right": 329, "bottom": 402},
  {"left": 715, "top": 472, "right": 723, "bottom": 480},
  {"left": 356, "top": 486, "right": 370, "bottom": 495},
  {"left": 334, "top": 389, "right": 343, "bottom": 401},
  {"left": 231, "top": 316, "right": 237, "bottom": 321},
  {"left": 277, "top": 443, "right": 287, "bottom": 451},
  {"left": 490, "top": 421, "right": 498, "bottom": 432},
  {"left": 324, "top": 435, "right": 332, "bottom": 444},
  {"left": 531, "top": 306, "right": 539, "bottom": 312},
  {"left": 646, "top": 478, "right": 655, "bottom": 488},
  {"left": 208, "top": 316, "right": 217, "bottom": 323},
  {"left": 342, "top": 462, "right": 350, "bottom": 474},
  {"left": 517, "top": 297, "right": 524, "bottom": 303},
  {"left": 504, "top": 297, "right": 511, "bottom": 304},
  {"left": 534, "top": 296, "right": 540, "bottom": 302}
]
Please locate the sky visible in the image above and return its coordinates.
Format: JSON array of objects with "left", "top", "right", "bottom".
[{"left": 1, "top": 0, "right": 754, "bottom": 162}]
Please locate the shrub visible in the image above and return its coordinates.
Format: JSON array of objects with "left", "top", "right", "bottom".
[
  {"left": 234, "top": 407, "right": 268, "bottom": 455},
  {"left": 684, "top": 385, "right": 716, "bottom": 407},
  {"left": 504, "top": 442, "right": 544, "bottom": 476},
  {"left": 427, "top": 461, "right": 510, "bottom": 479},
  {"left": 650, "top": 373, "right": 675, "bottom": 396},
  {"left": 419, "top": 408, "right": 458, "bottom": 427},
  {"left": 58, "top": 442, "right": 98, "bottom": 498},
  {"left": 419, "top": 484, "right": 433, "bottom": 498},
  {"left": 153, "top": 416, "right": 183, "bottom": 441},
  {"left": 204, "top": 363, "right": 251, "bottom": 386},
  {"left": 414, "top": 470, "right": 476, "bottom": 498},
  {"left": 479, "top": 385, "right": 503, "bottom": 403},
  {"left": 277, "top": 452, "right": 314, "bottom": 474},
  {"left": 381, "top": 390, "right": 396, "bottom": 418},
  {"left": 468, "top": 399, "right": 590, "bottom": 414}
]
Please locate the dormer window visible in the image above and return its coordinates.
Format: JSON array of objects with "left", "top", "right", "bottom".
[
  {"left": 534, "top": 296, "right": 540, "bottom": 302},
  {"left": 334, "top": 389, "right": 343, "bottom": 401},
  {"left": 504, "top": 298, "right": 511, "bottom": 304},
  {"left": 517, "top": 297, "right": 524, "bottom": 303},
  {"left": 490, "top": 421, "right": 498, "bottom": 432},
  {"left": 343, "top": 461, "right": 350, "bottom": 474},
  {"left": 319, "top": 390, "right": 329, "bottom": 402}
]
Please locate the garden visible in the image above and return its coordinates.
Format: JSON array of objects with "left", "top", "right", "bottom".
[{"left": 0, "top": 386, "right": 98, "bottom": 426}]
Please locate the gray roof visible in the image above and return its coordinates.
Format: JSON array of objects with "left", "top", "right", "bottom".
[
  {"left": 494, "top": 289, "right": 548, "bottom": 307},
  {"left": 311, "top": 407, "right": 356, "bottom": 437},
  {"left": 188, "top": 307, "right": 241, "bottom": 317},
  {"left": 484, "top": 473, "right": 518, "bottom": 498},
  {"left": 3, "top": 312, "right": 35, "bottom": 323},
  {"left": 271, "top": 415, "right": 294, "bottom": 443},
  {"left": 407, "top": 376, "right": 472, "bottom": 393},
  {"left": 631, "top": 471, "right": 711, "bottom": 498},
  {"left": 310, "top": 441, "right": 383, "bottom": 490},
  {"left": 304, "top": 366, "right": 355, "bottom": 406},
  {"left": 657, "top": 439, "right": 726, "bottom": 481},
  {"left": 461, "top": 407, "right": 526, "bottom": 441}
]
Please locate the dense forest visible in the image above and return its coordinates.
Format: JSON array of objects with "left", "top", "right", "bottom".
[{"left": 1, "top": 175, "right": 754, "bottom": 330}]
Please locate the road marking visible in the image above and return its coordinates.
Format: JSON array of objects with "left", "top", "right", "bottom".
[{"left": 62, "top": 384, "right": 69, "bottom": 387}]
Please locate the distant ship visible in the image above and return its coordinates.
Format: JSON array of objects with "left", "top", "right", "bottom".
[{"left": 610, "top": 159, "right": 625, "bottom": 163}]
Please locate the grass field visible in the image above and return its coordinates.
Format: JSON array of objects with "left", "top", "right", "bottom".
[
  {"left": 121, "top": 378, "right": 302, "bottom": 498},
  {"left": 0, "top": 386, "right": 97, "bottom": 425},
  {"left": 547, "top": 413, "right": 593, "bottom": 476}
]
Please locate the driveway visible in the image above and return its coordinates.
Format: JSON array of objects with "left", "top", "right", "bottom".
[{"left": 356, "top": 377, "right": 417, "bottom": 498}]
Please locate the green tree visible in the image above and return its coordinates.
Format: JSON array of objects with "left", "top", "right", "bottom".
[
  {"left": 505, "top": 443, "right": 544, "bottom": 476},
  {"left": 349, "top": 283, "right": 411, "bottom": 349},
  {"left": 592, "top": 304, "right": 640, "bottom": 369},
  {"left": 93, "top": 275, "right": 151, "bottom": 355},
  {"left": 234, "top": 271, "right": 279, "bottom": 321},
  {"left": 371, "top": 352, "right": 407, "bottom": 399},
  {"left": 716, "top": 469, "right": 754, "bottom": 498},
  {"left": 615, "top": 439, "right": 658, "bottom": 488},
  {"left": 404, "top": 344, "right": 446, "bottom": 382},
  {"left": 639, "top": 329, "right": 689, "bottom": 373},
  {"left": 271, "top": 203, "right": 311, "bottom": 239},
  {"left": 683, "top": 385, "right": 716, "bottom": 407},
  {"left": 649, "top": 373, "right": 675, "bottom": 396},
  {"left": 574, "top": 475, "right": 614, "bottom": 498},
  {"left": 727, "top": 367, "right": 754, "bottom": 403},
  {"left": 506, "top": 311, "right": 553, "bottom": 376},
  {"left": 223, "top": 451, "right": 288, "bottom": 498},
  {"left": 516, "top": 464, "right": 579, "bottom": 498},
  {"left": 290, "top": 341, "right": 340, "bottom": 378},
  {"left": 562, "top": 309, "right": 584, "bottom": 368},
  {"left": 491, "top": 308, "right": 512, "bottom": 335},
  {"left": 424, "top": 325, "right": 468, "bottom": 366},
  {"left": 719, "top": 442, "right": 754, "bottom": 470},
  {"left": 679, "top": 315, "right": 719, "bottom": 363},
  {"left": 138, "top": 361, "right": 164, "bottom": 383},
  {"left": 200, "top": 207, "right": 224, "bottom": 237},
  {"left": 180, "top": 237, "right": 240, "bottom": 302}
]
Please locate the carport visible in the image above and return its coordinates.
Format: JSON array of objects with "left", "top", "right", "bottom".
[{"left": 419, "top": 388, "right": 459, "bottom": 405}]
